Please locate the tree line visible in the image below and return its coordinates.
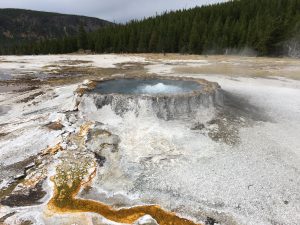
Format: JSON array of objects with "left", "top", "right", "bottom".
[{"left": 1, "top": 0, "right": 300, "bottom": 56}]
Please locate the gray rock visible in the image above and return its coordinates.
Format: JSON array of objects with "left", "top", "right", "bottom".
[
  {"left": 191, "top": 123, "right": 205, "bottom": 130},
  {"left": 134, "top": 215, "right": 159, "bottom": 225},
  {"left": 86, "top": 128, "right": 120, "bottom": 154}
]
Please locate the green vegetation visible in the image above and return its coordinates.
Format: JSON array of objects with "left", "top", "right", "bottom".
[{"left": 1, "top": 0, "right": 300, "bottom": 56}]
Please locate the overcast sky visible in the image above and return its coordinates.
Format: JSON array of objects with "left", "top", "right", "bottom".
[{"left": 0, "top": 0, "right": 227, "bottom": 22}]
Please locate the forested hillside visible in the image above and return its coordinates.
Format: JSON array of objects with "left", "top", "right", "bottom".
[
  {"left": 1, "top": 0, "right": 300, "bottom": 56},
  {"left": 0, "top": 9, "right": 112, "bottom": 49}
]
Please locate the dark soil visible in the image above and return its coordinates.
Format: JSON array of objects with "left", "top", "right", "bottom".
[{"left": 0, "top": 180, "right": 46, "bottom": 207}]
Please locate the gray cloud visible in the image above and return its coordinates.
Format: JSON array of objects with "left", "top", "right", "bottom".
[{"left": 0, "top": 0, "right": 227, "bottom": 22}]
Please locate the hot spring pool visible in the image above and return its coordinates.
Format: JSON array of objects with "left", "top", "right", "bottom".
[
  {"left": 81, "top": 77, "right": 223, "bottom": 120},
  {"left": 92, "top": 79, "right": 202, "bottom": 95}
]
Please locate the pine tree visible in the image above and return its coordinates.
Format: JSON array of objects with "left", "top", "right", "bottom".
[
  {"left": 189, "top": 16, "right": 202, "bottom": 54},
  {"left": 128, "top": 28, "right": 138, "bottom": 52},
  {"left": 77, "top": 24, "right": 88, "bottom": 50},
  {"left": 148, "top": 30, "right": 158, "bottom": 52}
]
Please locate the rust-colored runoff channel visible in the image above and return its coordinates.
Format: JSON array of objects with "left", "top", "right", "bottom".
[{"left": 48, "top": 169, "right": 201, "bottom": 225}]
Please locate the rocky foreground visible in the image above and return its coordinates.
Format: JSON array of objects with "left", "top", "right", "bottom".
[{"left": 0, "top": 54, "right": 299, "bottom": 225}]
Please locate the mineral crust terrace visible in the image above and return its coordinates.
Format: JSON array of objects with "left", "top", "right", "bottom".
[{"left": 48, "top": 122, "right": 202, "bottom": 225}]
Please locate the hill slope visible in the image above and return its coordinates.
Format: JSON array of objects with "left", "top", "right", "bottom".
[
  {"left": 0, "top": 8, "right": 112, "bottom": 47},
  {"left": 2, "top": 0, "right": 300, "bottom": 56}
]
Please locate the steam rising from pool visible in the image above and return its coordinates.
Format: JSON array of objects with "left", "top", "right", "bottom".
[{"left": 136, "top": 83, "right": 183, "bottom": 94}]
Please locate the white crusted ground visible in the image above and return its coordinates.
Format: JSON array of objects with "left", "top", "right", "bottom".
[
  {"left": 0, "top": 54, "right": 299, "bottom": 225},
  {"left": 80, "top": 77, "right": 300, "bottom": 225},
  {"left": 0, "top": 54, "right": 145, "bottom": 71}
]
